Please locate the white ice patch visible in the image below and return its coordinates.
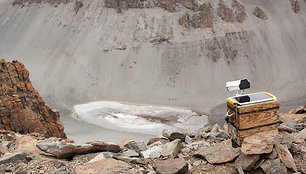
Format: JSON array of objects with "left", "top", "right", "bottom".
[{"left": 73, "top": 101, "right": 208, "bottom": 135}]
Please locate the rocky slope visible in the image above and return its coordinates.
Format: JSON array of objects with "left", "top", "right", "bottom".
[
  {"left": 0, "top": 59, "right": 66, "bottom": 138},
  {"left": 0, "top": 105, "right": 305, "bottom": 173},
  {"left": 0, "top": 0, "right": 305, "bottom": 114}
]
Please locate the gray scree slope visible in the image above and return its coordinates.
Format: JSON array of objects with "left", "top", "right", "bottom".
[{"left": 0, "top": 0, "right": 305, "bottom": 114}]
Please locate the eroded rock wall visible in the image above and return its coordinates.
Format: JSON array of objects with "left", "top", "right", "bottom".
[{"left": 0, "top": 59, "right": 66, "bottom": 138}]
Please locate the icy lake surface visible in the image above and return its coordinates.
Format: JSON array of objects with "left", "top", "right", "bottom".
[{"left": 73, "top": 101, "right": 209, "bottom": 135}]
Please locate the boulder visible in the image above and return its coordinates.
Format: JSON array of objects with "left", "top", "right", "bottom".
[
  {"left": 0, "top": 152, "right": 29, "bottom": 164},
  {"left": 195, "top": 139, "right": 240, "bottom": 164},
  {"left": 253, "top": 7, "right": 268, "bottom": 20},
  {"left": 241, "top": 132, "right": 274, "bottom": 155},
  {"left": 154, "top": 158, "right": 188, "bottom": 174},
  {"left": 267, "top": 159, "right": 287, "bottom": 174},
  {"left": 140, "top": 146, "right": 162, "bottom": 159},
  {"left": 234, "top": 153, "right": 260, "bottom": 171},
  {"left": 275, "top": 143, "right": 297, "bottom": 172},
  {"left": 161, "top": 139, "right": 181, "bottom": 158},
  {"left": 74, "top": 158, "right": 135, "bottom": 174},
  {"left": 0, "top": 59, "right": 66, "bottom": 139},
  {"left": 294, "top": 128, "right": 306, "bottom": 143}
]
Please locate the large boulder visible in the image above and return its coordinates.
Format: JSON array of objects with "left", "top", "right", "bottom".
[
  {"left": 0, "top": 59, "right": 66, "bottom": 139},
  {"left": 0, "top": 151, "right": 29, "bottom": 165},
  {"left": 195, "top": 139, "right": 240, "bottom": 164},
  {"left": 154, "top": 158, "right": 188, "bottom": 174}
]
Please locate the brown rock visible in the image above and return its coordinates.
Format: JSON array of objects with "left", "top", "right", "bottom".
[
  {"left": 232, "top": 0, "right": 246, "bottom": 23},
  {"left": 169, "top": 132, "right": 186, "bottom": 142},
  {"left": 289, "top": 0, "right": 300, "bottom": 13},
  {"left": 147, "top": 136, "right": 169, "bottom": 145},
  {"left": 154, "top": 158, "right": 188, "bottom": 174},
  {"left": 179, "top": 13, "right": 191, "bottom": 30},
  {"left": 289, "top": 106, "right": 305, "bottom": 114},
  {"left": 275, "top": 143, "right": 298, "bottom": 171},
  {"left": 193, "top": 3, "right": 213, "bottom": 28},
  {"left": 253, "top": 7, "right": 268, "bottom": 20},
  {"left": 294, "top": 128, "right": 306, "bottom": 143},
  {"left": 154, "top": 0, "right": 175, "bottom": 12},
  {"left": 181, "top": 0, "right": 195, "bottom": 10},
  {"left": 217, "top": 1, "right": 234, "bottom": 23},
  {"left": 88, "top": 141, "right": 122, "bottom": 153},
  {"left": 0, "top": 59, "right": 66, "bottom": 139},
  {"left": 280, "top": 113, "right": 306, "bottom": 122},
  {"left": 195, "top": 139, "right": 240, "bottom": 164},
  {"left": 74, "top": 0, "right": 83, "bottom": 14},
  {"left": 241, "top": 131, "right": 274, "bottom": 155},
  {"left": 74, "top": 158, "right": 134, "bottom": 174},
  {"left": 234, "top": 153, "right": 260, "bottom": 171}
]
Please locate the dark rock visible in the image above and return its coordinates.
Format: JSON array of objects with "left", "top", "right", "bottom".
[
  {"left": 74, "top": 1, "right": 83, "bottom": 14},
  {"left": 0, "top": 152, "right": 28, "bottom": 164},
  {"left": 195, "top": 139, "right": 240, "bottom": 164},
  {"left": 253, "top": 7, "right": 268, "bottom": 20},
  {"left": 147, "top": 136, "right": 169, "bottom": 145},
  {"left": 179, "top": 13, "right": 191, "bottom": 30},
  {"left": 154, "top": 158, "right": 188, "bottom": 174},
  {"left": 262, "top": 149, "right": 278, "bottom": 159},
  {"left": 169, "top": 132, "right": 186, "bottom": 142},
  {"left": 88, "top": 141, "right": 122, "bottom": 153},
  {"left": 232, "top": 0, "right": 246, "bottom": 23},
  {"left": 217, "top": 1, "right": 234, "bottom": 23},
  {"left": 289, "top": 0, "right": 300, "bottom": 13}
]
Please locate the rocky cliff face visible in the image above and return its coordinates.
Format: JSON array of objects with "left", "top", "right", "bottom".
[{"left": 0, "top": 59, "right": 66, "bottom": 138}]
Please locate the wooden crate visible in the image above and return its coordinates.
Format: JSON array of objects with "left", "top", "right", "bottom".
[{"left": 227, "top": 100, "right": 280, "bottom": 146}]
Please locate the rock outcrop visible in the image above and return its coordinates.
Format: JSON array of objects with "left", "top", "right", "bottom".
[{"left": 0, "top": 59, "right": 66, "bottom": 139}]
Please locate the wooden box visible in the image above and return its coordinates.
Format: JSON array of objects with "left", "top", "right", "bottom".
[{"left": 227, "top": 100, "right": 280, "bottom": 145}]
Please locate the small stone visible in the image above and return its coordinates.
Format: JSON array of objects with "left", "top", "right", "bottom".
[
  {"left": 140, "top": 146, "right": 162, "bottom": 159},
  {"left": 161, "top": 139, "right": 181, "bottom": 158},
  {"left": 234, "top": 153, "right": 260, "bottom": 171},
  {"left": 128, "top": 141, "right": 147, "bottom": 153},
  {"left": 262, "top": 149, "right": 278, "bottom": 159},
  {"left": 193, "top": 160, "right": 202, "bottom": 166},
  {"left": 279, "top": 124, "right": 296, "bottom": 133},
  {"left": 185, "top": 136, "right": 192, "bottom": 145},
  {"left": 120, "top": 149, "right": 139, "bottom": 158},
  {"left": 275, "top": 143, "right": 297, "bottom": 172},
  {"left": 253, "top": 7, "right": 268, "bottom": 20},
  {"left": 195, "top": 139, "right": 240, "bottom": 164},
  {"left": 147, "top": 136, "right": 169, "bottom": 145},
  {"left": 294, "top": 128, "right": 306, "bottom": 143},
  {"left": 162, "top": 129, "right": 171, "bottom": 138},
  {"left": 154, "top": 158, "right": 188, "bottom": 174},
  {"left": 87, "top": 152, "right": 114, "bottom": 163}
]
